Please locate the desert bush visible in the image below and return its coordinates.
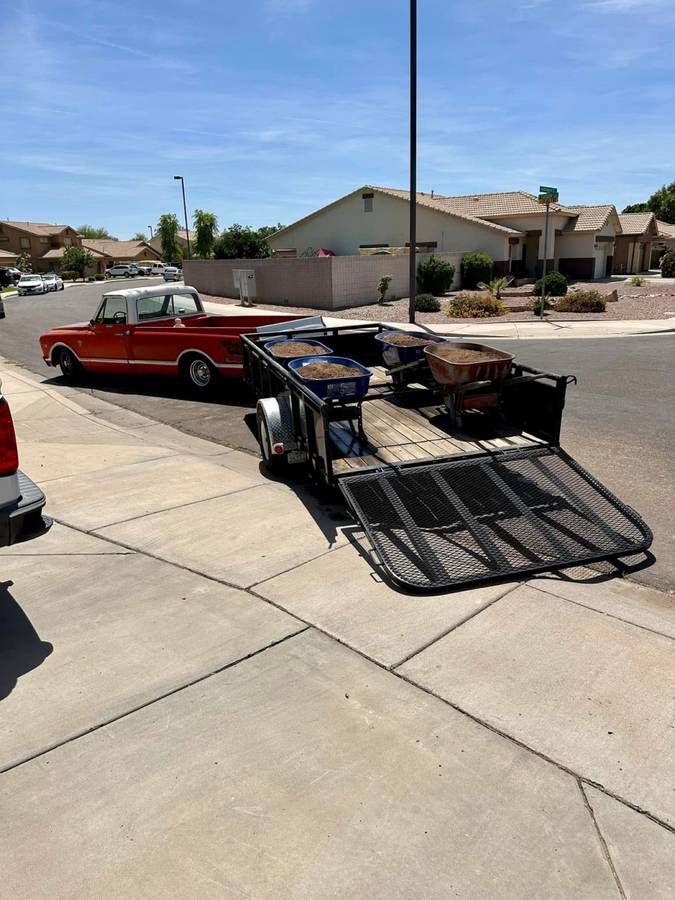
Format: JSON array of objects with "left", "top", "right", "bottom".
[
  {"left": 460, "top": 252, "right": 493, "bottom": 289},
  {"left": 414, "top": 293, "right": 441, "bottom": 312},
  {"left": 533, "top": 270, "right": 567, "bottom": 297},
  {"left": 628, "top": 275, "right": 646, "bottom": 286},
  {"left": 555, "top": 290, "right": 606, "bottom": 312},
  {"left": 59, "top": 270, "right": 79, "bottom": 281},
  {"left": 416, "top": 256, "right": 455, "bottom": 294},
  {"left": 377, "top": 274, "right": 392, "bottom": 304},
  {"left": 660, "top": 249, "right": 675, "bottom": 278},
  {"left": 94, "top": 274, "right": 106, "bottom": 281},
  {"left": 446, "top": 292, "right": 506, "bottom": 318}
]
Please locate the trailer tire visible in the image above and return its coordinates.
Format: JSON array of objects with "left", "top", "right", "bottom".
[
  {"left": 257, "top": 406, "right": 287, "bottom": 474},
  {"left": 181, "top": 354, "right": 217, "bottom": 392}
]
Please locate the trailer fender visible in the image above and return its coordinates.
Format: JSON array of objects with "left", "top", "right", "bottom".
[{"left": 256, "top": 394, "right": 306, "bottom": 471}]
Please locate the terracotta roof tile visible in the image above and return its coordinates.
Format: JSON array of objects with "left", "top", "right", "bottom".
[
  {"left": 618, "top": 212, "right": 656, "bottom": 235},
  {"left": 370, "top": 187, "right": 523, "bottom": 235},
  {"left": 562, "top": 205, "right": 616, "bottom": 233},
  {"left": 656, "top": 219, "right": 675, "bottom": 238},
  {"left": 428, "top": 190, "right": 566, "bottom": 218},
  {"left": 82, "top": 239, "right": 159, "bottom": 258},
  {"left": 2, "top": 220, "right": 72, "bottom": 236}
]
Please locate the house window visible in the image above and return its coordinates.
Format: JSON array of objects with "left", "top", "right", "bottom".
[
  {"left": 40, "top": 237, "right": 48, "bottom": 243},
  {"left": 20, "top": 238, "right": 30, "bottom": 249},
  {"left": 362, "top": 192, "right": 374, "bottom": 213},
  {"left": 64, "top": 238, "right": 72, "bottom": 247}
]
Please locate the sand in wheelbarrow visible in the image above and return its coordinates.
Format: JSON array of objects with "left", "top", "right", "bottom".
[
  {"left": 299, "top": 362, "right": 363, "bottom": 379},
  {"left": 384, "top": 334, "right": 434, "bottom": 347},
  {"left": 270, "top": 342, "right": 331, "bottom": 358},
  {"left": 433, "top": 346, "right": 502, "bottom": 364}
]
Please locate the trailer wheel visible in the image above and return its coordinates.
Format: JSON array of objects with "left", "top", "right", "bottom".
[
  {"left": 181, "top": 354, "right": 217, "bottom": 391},
  {"left": 257, "top": 405, "right": 287, "bottom": 473}
]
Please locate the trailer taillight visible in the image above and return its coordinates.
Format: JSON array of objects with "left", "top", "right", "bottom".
[{"left": 0, "top": 397, "right": 19, "bottom": 476}]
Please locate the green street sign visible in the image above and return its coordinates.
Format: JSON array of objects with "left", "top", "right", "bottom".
[{"left": 538, "top": 185, "right": 559, "bottom": 203}]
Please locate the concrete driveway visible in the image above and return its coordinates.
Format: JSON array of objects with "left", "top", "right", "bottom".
[{"left": 0, "top": 358, "right": 673, "bottom": 898}]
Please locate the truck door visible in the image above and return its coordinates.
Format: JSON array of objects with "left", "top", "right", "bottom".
[{"left": 80, "top": 295, "right": 132, "bottom": 372}]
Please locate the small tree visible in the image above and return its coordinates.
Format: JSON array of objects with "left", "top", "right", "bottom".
[
  {"left": 214, "top": 224, "right": 270, "bottom": 259},
  {"left": 377, "top": 275, "right": 392, "bottom": 304},
  {"left": 193, "top": 209, "right": 219, "bottom": 258},
  {"left": 533, "top": 271, "right": 567, "bottom": 297},
  {"left": 16, "top": 251, "right": 32, "bottom": 272},
  {"left": 78, "top": 225, "right": 116, "bottom": 239},
  {"left": 461, "top": 252, "right": 493, "bottom": 289},
  {"left": 477, "top": 276, "right": 513, "bottom": 299},
  {"left": 131, "top": 231, "right": 148, "bottom": 242},
  {"left": 61, "top": 246, "right": 95, "bottom": 279},
  {"left": 417, "top": 256, "right": 455, "bottom": 295},
  {"left": 157, "top": 213, "right": 181, "bottom": 262}
]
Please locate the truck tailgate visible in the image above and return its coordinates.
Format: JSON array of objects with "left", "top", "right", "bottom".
[{"left": 338, "top": 445, "right": 651, "bottom": 591}]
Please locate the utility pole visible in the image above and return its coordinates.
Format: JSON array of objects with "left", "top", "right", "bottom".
[
  {"left": 173, "top": 175, "right": 191, "bottom": 259},
  {"left": 408, "top": 0, "right": 417, "bottom": 324},
  {"left": 148, "top": 225, "right": 154, "bottom": 239}
]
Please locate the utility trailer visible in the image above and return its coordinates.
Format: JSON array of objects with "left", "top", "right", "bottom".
[{"left": 241, "top": 323, "right": 652, "bottom": 592}]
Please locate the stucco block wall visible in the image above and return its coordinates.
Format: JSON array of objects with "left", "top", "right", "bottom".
[
  {"left": 183, "top": 251, "right": 462, "bottom": 310},
  {"left": 268, "top": 190, "right": 509, "bottom": 261}
]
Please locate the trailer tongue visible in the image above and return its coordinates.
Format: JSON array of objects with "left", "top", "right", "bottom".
[
  {"left": 338, "top": 445, "right": 651, "bottom": 591},
  {"left": 242, "top": 322, "right": 652, "bottom": 592}
]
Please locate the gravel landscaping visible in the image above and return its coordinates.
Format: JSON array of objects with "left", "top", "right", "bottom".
[{"left": 203, "top": 278, "right": 675, "bottom": 323}]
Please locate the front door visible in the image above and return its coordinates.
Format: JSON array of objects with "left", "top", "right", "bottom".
[
  {"left": 594, "top": 244, "right": 607, "bottom": 279},
  {"left": 79, "top": 295, "right": 132, "bottom": 372}
]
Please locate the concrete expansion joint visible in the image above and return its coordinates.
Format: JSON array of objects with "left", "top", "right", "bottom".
[{"left": 578, "top": 780, "right": 627, "bottom": 899}]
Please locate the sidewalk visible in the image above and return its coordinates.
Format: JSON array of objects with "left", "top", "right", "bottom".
[
  {"left": 204, "top": 300, "right": 675, "bottom": 339},
  {"left": 0, "top": 359, "right": 673, "bottom": 898}
]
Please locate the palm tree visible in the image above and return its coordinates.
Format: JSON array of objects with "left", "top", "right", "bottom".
[{"left": 477, "top": 276, "right": 513, "bottom": 300}]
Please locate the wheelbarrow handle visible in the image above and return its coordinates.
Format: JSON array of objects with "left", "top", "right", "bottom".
[{"left": 503, "top": 373, "right": 552, "bottom": 387}]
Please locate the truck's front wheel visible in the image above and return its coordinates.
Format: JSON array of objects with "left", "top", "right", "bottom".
[{"left": 182, "top": 355, "right": 217, "bottom": 391}]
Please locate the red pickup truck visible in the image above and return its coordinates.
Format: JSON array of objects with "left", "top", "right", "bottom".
[{"left": 39, "top": 284, "right": 303, "bottom": 390}]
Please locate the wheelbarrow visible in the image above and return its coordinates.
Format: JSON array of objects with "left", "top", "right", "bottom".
[{"left": 424, "top": 342, "right": 515, "bottom": 429}]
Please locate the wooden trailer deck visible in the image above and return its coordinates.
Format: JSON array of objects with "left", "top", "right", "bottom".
[{"left": 330, "top": 367, "right": 544, "bottom": 473}]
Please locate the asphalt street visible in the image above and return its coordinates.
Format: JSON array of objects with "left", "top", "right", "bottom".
[{"left": 0, "top": 280, "right": 672, "bottom": 590}]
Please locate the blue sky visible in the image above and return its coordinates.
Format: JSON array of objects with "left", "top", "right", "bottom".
[{"left": 1, "top": 0, "right": 673, "bottom": 238}]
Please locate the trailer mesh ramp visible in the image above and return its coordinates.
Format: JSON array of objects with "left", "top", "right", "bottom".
[{"left": 339, "top": 446, "right": 652, "bottom": 591}]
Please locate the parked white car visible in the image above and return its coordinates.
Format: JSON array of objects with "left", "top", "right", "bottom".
[
  {"left": 162, "top": 266, "right": 181, "bottom": 282},
  {"left": 150, "top": 263, "right": 165, "bottom": 275},
  {"left": 41, "top": 273, "right": 64, "bottom": 292},
  {"left": 17, "top": 274, "right": 48, "bottom": 296},
  {"left": 106, "top": 264, "right": 138, "bottom": 278}
]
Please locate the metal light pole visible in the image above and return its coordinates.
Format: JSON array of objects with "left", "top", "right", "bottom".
[
  {"left": 173, "top": 175, "right": 191, "bottom": 259},
  {"left": 148, "top": 225, "right": 154, "bottom": 238},
  {"left": 408, "top": 0, "right": 417, "bottom": 324}
]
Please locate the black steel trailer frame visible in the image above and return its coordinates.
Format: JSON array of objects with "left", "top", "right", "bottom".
[{"left": 241, "top": 323, "right": 652, "bottom": 591}]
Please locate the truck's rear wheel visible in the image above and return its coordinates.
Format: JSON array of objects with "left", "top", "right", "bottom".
[
  {"left": 182, "top": 355, "right": 217, "bottom": 391},
  {"left": 57, "top": 347, "right": 82, "bottom": 380}
]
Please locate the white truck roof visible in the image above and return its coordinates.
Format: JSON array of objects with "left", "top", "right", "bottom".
[{"left": 103, "top": 283, "right": 197, "bottom": 302}]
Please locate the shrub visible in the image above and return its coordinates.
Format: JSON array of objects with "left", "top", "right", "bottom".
[
  {"left": 414, "top": 293, "right": 441, "bottom": 312},
  {"left": 446, "top": 292, "right": 507, "bottom": 318},
  {"left": 60, "top": 270, "right": 79, "bottom": 281},
  {"left": 555, "top": 290, "right": 606, "bottom": 313},
  {"left": 532, "top": 298, "right": 549, "bottom": 316},
  {"left": 460, "top": 252, "right": 493, "bottom": 289},
  {"left": 628, "top": 275, "right": 646, "bottom": 286},
  {"left": 661, "top": 249, "right": 675, "bottom": 278},
  {"left": 416, "top": 256, "right": 455, "bottom": 294},
  {"left": 377, "top": 274, "right": 392, "bottom": 304},
  {"left": 533, "top": 270, "right": 567, "bottom": 297},
  {"left": 94, "top": 274, "right": 106, "bottom": 281},
  {"left": 477, "top": 275, "right": 513, "bottom": 299}
]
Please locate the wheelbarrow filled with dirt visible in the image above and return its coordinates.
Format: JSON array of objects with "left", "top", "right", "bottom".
[{"left": 424, "top": 342, "right": 515, "bottom": 428}]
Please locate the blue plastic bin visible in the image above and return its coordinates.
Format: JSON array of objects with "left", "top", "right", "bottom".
[
  {"left": 288, "top": 356, "right": 372, "bottom": 400},
  {"left": 374, "top": 330, "right": 445, "bottom": 367},
  {"left": 264, "top": 338, "right": 333, "bottom": 367}
]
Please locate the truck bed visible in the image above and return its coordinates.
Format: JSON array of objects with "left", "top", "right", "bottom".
[{"left": 330, "top": 367, "right": 544, "bottom": 473}]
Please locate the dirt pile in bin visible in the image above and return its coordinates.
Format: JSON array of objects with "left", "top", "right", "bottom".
[
  {"left": 384, "top": 334, "right": 433, "bottom": 347},
  {"left": 298, "top": 362, "right": 363, "bottom": 379},
  {"left": 270, "top": 342, "right": 330, "bottom": 358},
  {"left": 431, "top": 347, "right": 502, "bottom": 364}
]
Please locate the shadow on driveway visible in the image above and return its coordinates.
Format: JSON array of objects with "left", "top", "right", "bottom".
[{"left": 0, "top": 580, "right": 53, "bottom": 701}]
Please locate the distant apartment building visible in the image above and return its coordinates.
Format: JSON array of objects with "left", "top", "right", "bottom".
[{"left": 0, "top": 220, "right": 85, "bottom": 272}]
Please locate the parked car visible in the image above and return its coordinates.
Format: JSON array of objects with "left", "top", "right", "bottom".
[
  {"left": 39, "top": 284, "right": 303, "bottom": 390},
  {"left": 0, "top": 380, "right": 51, "bottom": 546},
  {"left": 150, "top": 263, "right": 165, "bottom": 275},
  {"left": 136, "top": 264, "right": 152, "bottom": 276},
  {"left": 0, "top": 266, "right": 21, "bottom": 287},
  {"left": 41, "top": 273, "right": 64, "bottom": 292},
  {"left": 106, "top": 264, "right": 138, "bottom": 278},
  {"left": 162, "top": 266, "right": 181, "bottom": 282},
  {"left": 17, "top": 274, "right": 48, "bottom": 296}
]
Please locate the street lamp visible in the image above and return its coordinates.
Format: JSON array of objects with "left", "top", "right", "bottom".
[
  {"left": 408, "top": 0, "right": 417, "bottom": 324},
  {"left": 173, "top": 175, "right": 191, "bottom": 259},
  {"left": 147, "top": 225, "right": 154, "bottom": 238}
]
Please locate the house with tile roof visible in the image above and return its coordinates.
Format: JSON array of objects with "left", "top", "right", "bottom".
[
  {"left": 268, "top": 186, "right": 641, "bottom": 281},
  {"left": 81, "top": 239, "right": 160, "bottom": 267},
  {"left": 147, "top": 228, "right": 195, "bottom": 259},
  {"left": 0, "top": 220, "right": 87, "bottom": 273},
  {"left": 613, "top": 213, "right": 660, "bottom": 274},
  {"left": 654, "top": 220, "right": 675, "bottom": 258}
]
